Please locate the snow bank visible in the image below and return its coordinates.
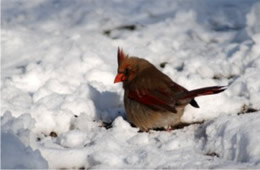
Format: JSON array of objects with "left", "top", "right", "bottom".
[
  {"left": 202, "top": 113, "right": 260, "bottom": 164},
  {"left": 1, "top": 112, "right": 48, "bottom": 169}
]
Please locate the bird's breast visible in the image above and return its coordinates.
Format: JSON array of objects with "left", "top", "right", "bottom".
[{"left": 123, "top": 93, "right": 185, "bottom": 131}]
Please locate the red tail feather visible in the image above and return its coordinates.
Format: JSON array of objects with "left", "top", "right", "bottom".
[{"left": 181, "top": 86, "right": 227, "bottom": 99}]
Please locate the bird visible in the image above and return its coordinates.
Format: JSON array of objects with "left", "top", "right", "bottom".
[{"left": 114, "top": 48, "right": 226, "bottom": 131}]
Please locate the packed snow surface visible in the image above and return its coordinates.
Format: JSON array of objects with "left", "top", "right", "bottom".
[{"left": 1, "top": 0, "right": 260, "bottom": 169}]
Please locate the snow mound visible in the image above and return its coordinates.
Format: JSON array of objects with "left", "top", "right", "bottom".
[
  {"left": 1, "top": 112, "right": 48, "bottom": 169},
  {"left": 202, "top": 113, "right": 260, "bottom": 164}
]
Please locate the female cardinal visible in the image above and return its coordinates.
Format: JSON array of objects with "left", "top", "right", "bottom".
[{"left": 114, "top": 48, "right": 226, "bottom": 131}]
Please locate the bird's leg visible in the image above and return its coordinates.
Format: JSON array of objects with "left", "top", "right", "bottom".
[{"left": 166, "top": 125, "right": 172, "bottom": 132}]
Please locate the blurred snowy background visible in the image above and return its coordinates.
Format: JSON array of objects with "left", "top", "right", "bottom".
[{"left": 1, "top": 0, "right": 260, "bottom": 169}]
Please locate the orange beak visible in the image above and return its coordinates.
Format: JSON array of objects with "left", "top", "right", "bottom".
[{"left": 114, "top": 73, "right": 125, "bottom": 83}]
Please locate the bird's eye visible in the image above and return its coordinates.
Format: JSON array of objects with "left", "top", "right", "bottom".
[{"left": 124, "top": 68, "right": 129, "bottom": 76}]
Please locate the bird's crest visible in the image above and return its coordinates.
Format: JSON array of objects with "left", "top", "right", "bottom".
[{"left": 117, "top": 47, "right": 128, "bottom": 65}]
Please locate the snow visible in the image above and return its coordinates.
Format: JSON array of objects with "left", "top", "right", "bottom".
[
  {"left": 1, "top": 0, "right": 260, "bottom": 169},
  {"left": 1, "top": 112, "right": 48, "bottom": 169},
  {"left": 202, "top": 113, "right": 260, "bottom": 164}
]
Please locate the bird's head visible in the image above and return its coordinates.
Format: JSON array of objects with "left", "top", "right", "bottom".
[{"left": 114, "top": 48, "right": 151, "bottom": 84}]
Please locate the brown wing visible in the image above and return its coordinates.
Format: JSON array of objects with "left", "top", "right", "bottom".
[{"left": 126, "top": 66, "right": 189, "bottom": 113}]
